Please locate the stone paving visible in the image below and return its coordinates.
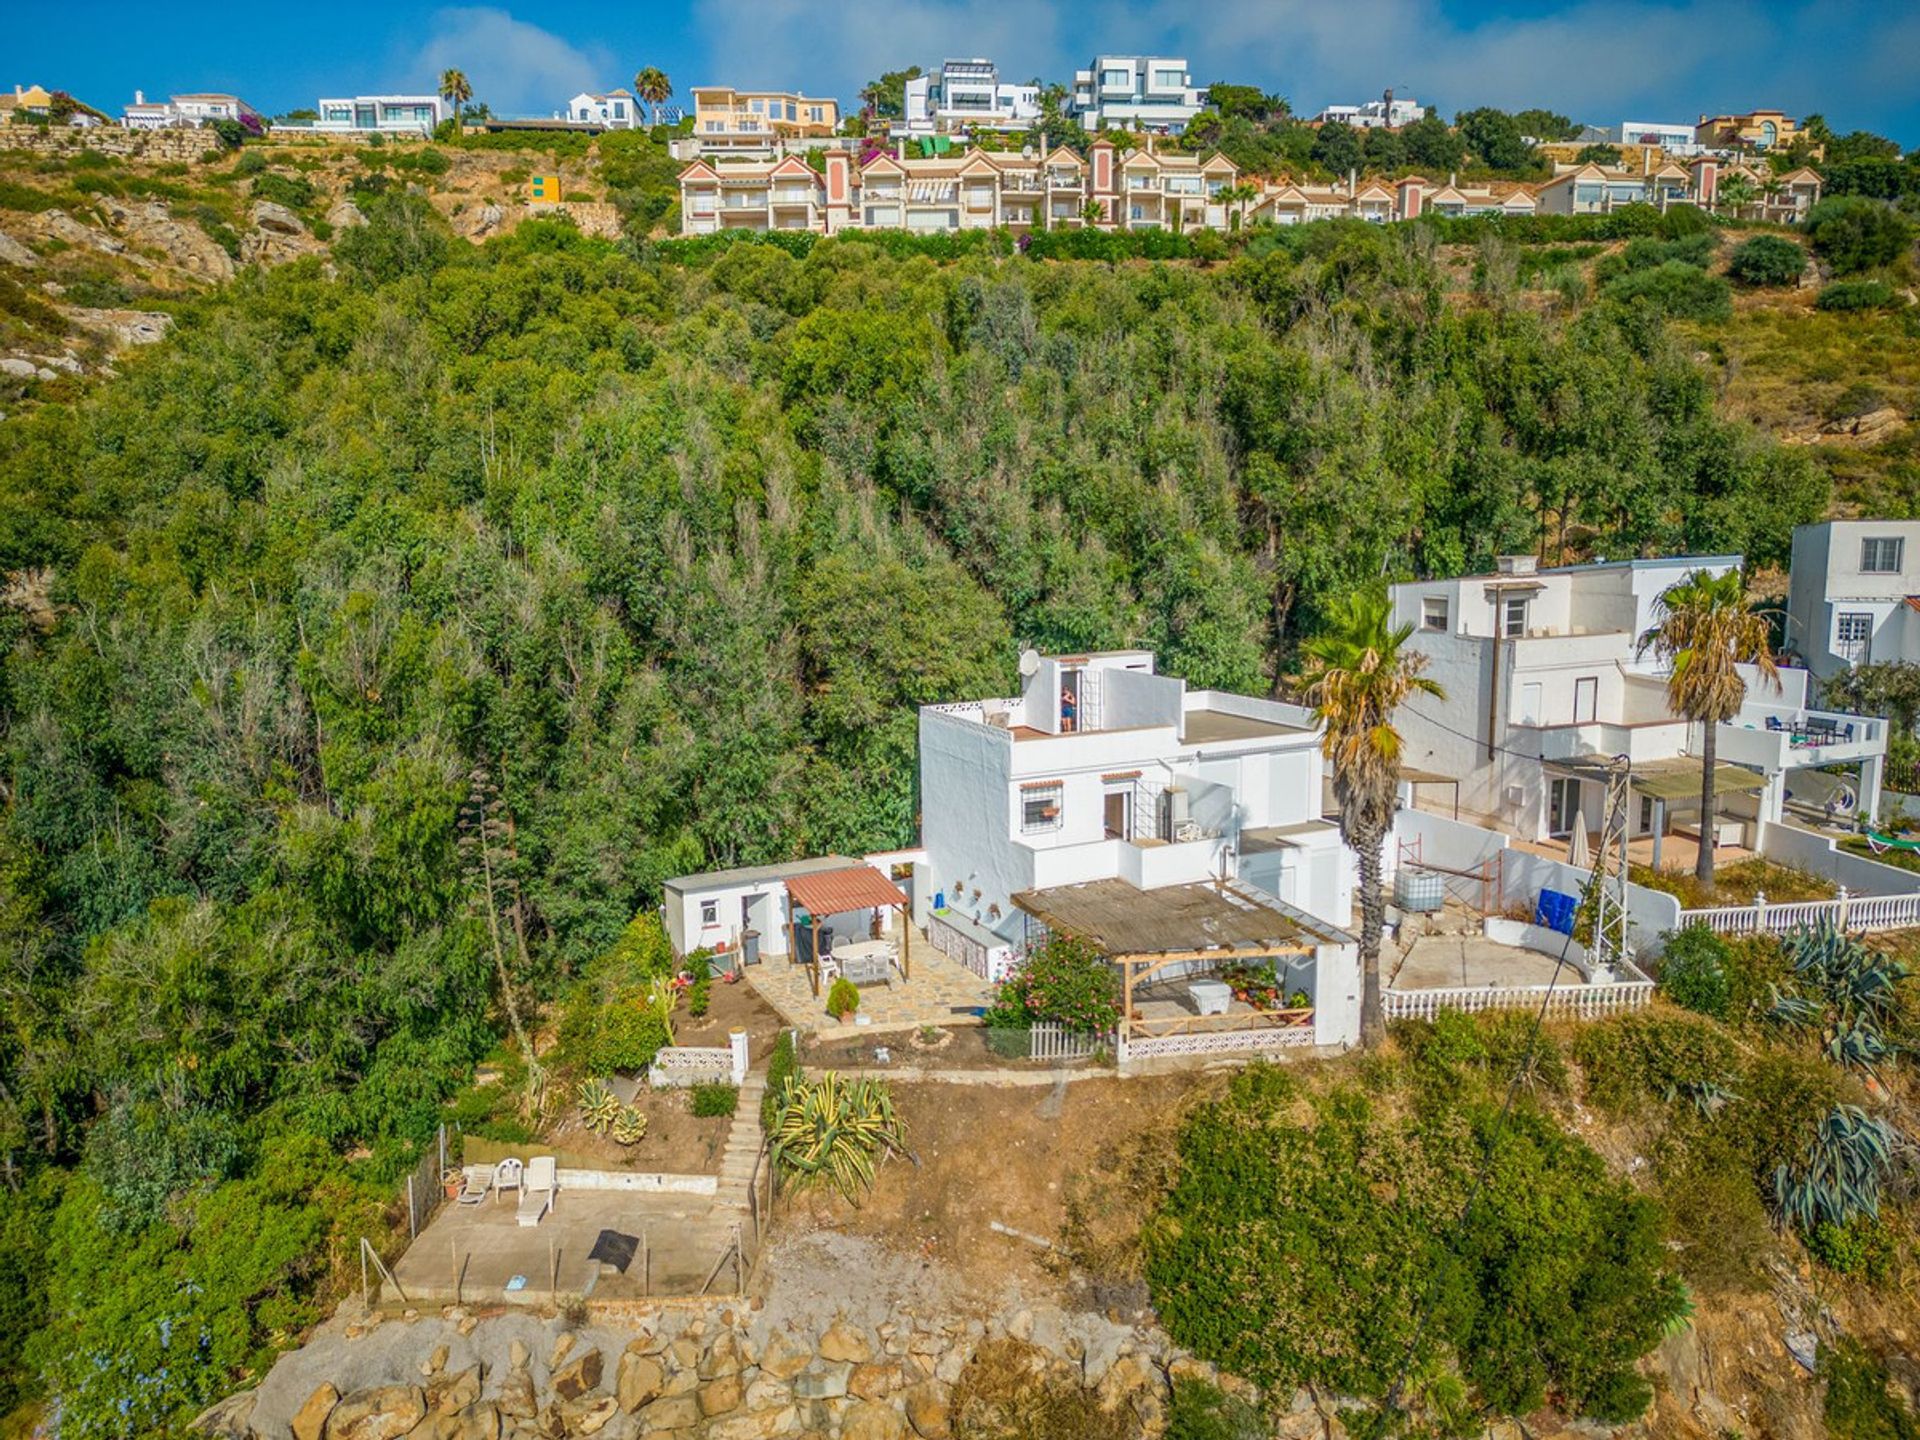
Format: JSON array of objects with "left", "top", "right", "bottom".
[{"left": 744, "top": 939, "right": 998, "bottom": 1036}]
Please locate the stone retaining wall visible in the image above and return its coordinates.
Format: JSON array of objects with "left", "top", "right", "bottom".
[{"left": 2, "top": 125, "right": 216, "bottom": 164}]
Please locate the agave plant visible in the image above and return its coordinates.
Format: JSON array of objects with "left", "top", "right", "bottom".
[
  {"left": 1772, "top": 1104, "right": 1896, "bottom": 1233},
  {"left": 769, "top": 1071, "right": 909, "bottom": 1204},
  {"left": 611, "top": 1105, "right": 648, "bottom": 1145},
  {"left": 1770, "top": 920, "right": 1910, "bottom": 1077},
  {"left": 578, "top": 1077, "right": 620, "bottom": 1134}
]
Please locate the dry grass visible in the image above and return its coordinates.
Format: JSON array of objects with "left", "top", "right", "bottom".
[{"left": 1629, "top": 856, "right": 1836, "bottom": 908}]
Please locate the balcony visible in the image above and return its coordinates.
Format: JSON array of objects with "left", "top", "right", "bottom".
[{"left": 1717, "top": 709, "right": 1886, "bottom": 770}]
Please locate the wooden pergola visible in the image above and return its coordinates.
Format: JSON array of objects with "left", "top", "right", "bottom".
[
  {"left": 1011, "top": 878, "right": 1339, "bottom": 1046},
  {"left": 783, "top": 865, "right": 913, "bottom": 996}
]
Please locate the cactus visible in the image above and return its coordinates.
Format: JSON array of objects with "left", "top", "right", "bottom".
[
  {"left": 578, "top": 1077, "right": 620, "bottom": 1134},
  {"left": 611, "top": 1105, "right": 648, "bottom": 1145}
]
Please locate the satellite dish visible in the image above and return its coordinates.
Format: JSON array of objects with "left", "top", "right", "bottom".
[{"left": 1019, "top": 649, "right": 1041, "bottom": 678}]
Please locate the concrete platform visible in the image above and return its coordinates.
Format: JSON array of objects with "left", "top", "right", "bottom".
[{"left": 1389, "top": 934, "right": 1579, "bottom": 990}]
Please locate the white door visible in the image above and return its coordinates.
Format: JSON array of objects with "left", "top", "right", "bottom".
[
  {"left": 1573, "top": 676, "right": 1598, "bottom": 725},
  {"left": 1548, "top": 777, "right": 1580, "bottom": 837}
]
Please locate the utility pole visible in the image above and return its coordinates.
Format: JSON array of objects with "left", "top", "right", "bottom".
[{"left": 1588, "top": 755, "right": 1632, "bottom": 981}]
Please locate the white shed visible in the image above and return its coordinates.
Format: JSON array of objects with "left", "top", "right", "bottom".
[{"left": 661, "top": 855, "right": 858, "bottom": 962}]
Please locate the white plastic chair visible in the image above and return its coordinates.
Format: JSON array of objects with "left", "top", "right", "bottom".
[{"left": 493, "top": 1156, "right": 523, "bottom": 1205}]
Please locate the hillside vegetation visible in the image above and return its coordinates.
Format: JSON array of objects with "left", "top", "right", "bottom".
[{"left": 0, "top": 190, "right": 1912, "bottom": 1432}]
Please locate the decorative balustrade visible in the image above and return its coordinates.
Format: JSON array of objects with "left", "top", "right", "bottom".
[
  {"left": 1383, "top": 979, "right": 1653, "bottom": 1023},
  {"left": 1678, "top": 887, "right": 1920, "bottom": 938}
]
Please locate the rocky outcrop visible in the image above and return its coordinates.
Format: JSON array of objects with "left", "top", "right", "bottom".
[
  {"left": 61, "top": 305, "right": 173, "bottom": 347},
  {"left": 242, "top": 200, "right": 324, "bottom": 267},
  {"left": 0, "top": 230, "right": 38, "bottom": 268},
  {"left": 34, "top": 208, "right": 128, "bottom": 257},
  {"left": 327, "top": 200, "right": 367, "bottom": 232},
  {"left": 98, "top": 198, "right": 235, "bottom": 281}
]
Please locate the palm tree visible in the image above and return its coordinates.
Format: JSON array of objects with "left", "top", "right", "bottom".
[
  {"left": 1716, "top": 172, "right": 1757, "bottom": 220},
  {"left": 1221, "top": 181, "right": 1258, "bottom": 231},
  {"left": 633, "top": 66, "right": 672, "bottom": 126},
  {"left": 1299, "top": 586, "right": 1444, "bottom": 1048},
  {"left": 440, "top": 68, "right": 472, "bottom": 138},
  {"left": 1637, "top": 568, "right": 1779, "bottom": 888}
]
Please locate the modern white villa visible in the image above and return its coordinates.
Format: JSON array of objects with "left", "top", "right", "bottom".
[
  {"left": 1788, "top": 519, "right": 1920, "bottom": 683},
  {"left": 1390, "top": 555, "right": 1889, "bottom": 849},
  {"left": 1069, "top": 56, "right": 1208, "bottom": 133},
  {"left": 300, "top": 95, "right": 449, "bottom": 136},
  {"left": 897, "top": 60, "right": 1040, "bottom": 137}
]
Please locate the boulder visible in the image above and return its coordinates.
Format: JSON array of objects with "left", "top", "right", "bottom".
[
  {"left": 558, "top": 1395, "right": 619, "bottom": 1436},
  {"left": 616, "top": 1352, "right": 665, "bottom": 1412},
  {"left": 495, "top": 1372, "right": 538, "bottom": 1420},
  {"left": 759, "top": 1330, "right": 812, "bottom": 1380},
  {"left": 819, "top": 1320, "right": 873, "bottom": 1365},
  {"left": 327, "top": 200, "right": 367, "bottom": 231},
  {"left": 848, "top": 1364, "right": 901, "bottom": 1401},
  {"left": 636, "top": 1393, "right": 700, "bottom": 1431},
  {"left": 840, "top": 1400, "right": 907, "bottom": 1440},
  {"left": 902, "top": 1381, "right": 951, "bottom": 1440},
  {"left": 509, "top": 1339, "right": 531, "bottom": 1371},
  {"left": 707, "top": 1409, "right": 800, "bottom": 1440},
  {"left": 191, "top": 1390, "right": 257, "bottom": 1439},
  {"left": 324, "top": 1384, "right": 427, "bottom": 1440},
  {"left": 550, "top": 1333, "right": 577, "bottom": 1370},
  {"left": 0, "top": 231, "right": 37, "bottom": 268},
  {"left": 792, "top": 1363, "right": 852, "bottom": 1401},
  {"left": 431, "top": 1367, "right": 483, "bottom": 1415},
  {"left": 450, "top": 1403, "right": 501, "bottom": 1440},
  {"left": 61, "top": 305, "right": 172, "bottom": 347},
  {"left": 253, "top": 200, "right": 306, "bottom": 235},
  {"left": 698, "top": 1375, "right": 744, "bottom": 1416},
  {"left": 39, "top": 209, "right": 125, "bottom": 255},
  {"left": 551, "top": 1349, "right": 603, "bottom": 1403},
  {"left": 292, "top": 1383, "right": 341, "bottom": 1440}
]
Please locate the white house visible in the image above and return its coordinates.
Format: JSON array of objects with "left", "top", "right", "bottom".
[
  {"left": 1789, "top": 520, "right": 1920, "bottom": 685},
  {"left": 1390, "top": 555, "right": 1889, "bottom": 849},
  {"left": 919, "top": 649, "right": 1360, "bottom": 1048},
  {"left": 122, "top": 91, "right": 262, "bottom": 130},
  {"left": 567, "top": 89, "right": 638, "bottom": 129},
  {"left": 897, "top": 59, "right": 1040, "bottom": 136},
  {"left": 1313, "top": 91, "right": 1424, "bottom": 129},
  {"left": 1070, "top": 57, "right": 1207, "bottom": 134},
  {"left": 663, "top": 854, "right": 918, "bottom": 966},
  {"left": 304, "top": 95, "right": 448, "bottom": 136}
]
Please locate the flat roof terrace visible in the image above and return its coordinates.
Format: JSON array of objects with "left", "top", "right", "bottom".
[{"left": 1180, "top": 710, "right": 1311, "bottom": 745}]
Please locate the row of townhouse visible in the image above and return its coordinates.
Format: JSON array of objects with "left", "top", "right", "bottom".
[
  {"left": 1536, "top": 156, "right": 1822, "bottom": 222},
  {"left": 122, "top": 91, "right": 263, "bottom": 130},
  {"left": 678, "top": 143, "right": 1561, "bottom": 237}
]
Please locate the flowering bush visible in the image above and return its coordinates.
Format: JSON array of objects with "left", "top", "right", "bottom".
[{"left": 982, "top": 933, "right": 1121, "bottom": 1035}]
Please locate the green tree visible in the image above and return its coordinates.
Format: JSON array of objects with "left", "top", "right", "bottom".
[
  {"left": 1298, "top": 587, "right": 1443, "bottom": 1046},
  {"left": 859, "top": 66, "right": 922, "bottom": 121},
  {"left": 1309, "top": 120, "right": 1363, "bottom": 177},
  {"left": 1805, "top": 196, "right": 1916, "bottom": 275},
  {"left": 1512, "top": 107, "right": 1580, "bottom": 141},
  {"left": 1456, "top": 107, "right": 1538, "bottom": 172},
  {"left": 1400, "top": 113, "right": 1466, "bottom": 172},
  {"left": 1637, "top": 569, "right": 1779, "bottom": 886}
]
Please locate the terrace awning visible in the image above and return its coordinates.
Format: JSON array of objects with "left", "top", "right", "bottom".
[
  {"left": 1628, "top": 759, "right": 1768, "bottom": 802},
  {"left": 784, "top": 865, "right": 908, "bottom": 917}
]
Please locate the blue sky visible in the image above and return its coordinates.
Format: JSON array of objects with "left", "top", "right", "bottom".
[{"left": 14, "top": 0, "right": 1919, "bottom": 142}]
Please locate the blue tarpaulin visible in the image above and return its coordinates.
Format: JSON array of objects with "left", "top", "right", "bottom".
[{"left": 1534, "top": 889, "right": 1579, "bottom": 935}]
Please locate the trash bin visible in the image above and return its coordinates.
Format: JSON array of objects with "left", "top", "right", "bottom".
[{"left": 742, "top": 929, "right": 761, "bottom": 966}]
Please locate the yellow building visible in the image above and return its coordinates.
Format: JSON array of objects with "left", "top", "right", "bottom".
[
  {"left": 689, "top": 86, "right": 839, "bottom": 152},
  {"left": 1695, "top": 110, "right": 1809, "bottom": 153}
]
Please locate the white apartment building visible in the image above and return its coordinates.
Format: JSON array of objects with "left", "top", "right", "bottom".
[
  {"left": 919, "top": 650, "right": 1359, "bottom": 1046},
  {"left": 566, "top": 90, "right": 638, "bottom": 129},
  {"left": 1617, "top": 120, "right": 1703, "bottom": 153},
  {"left": 122, "top": 91, "right": 262, "bottom": 130},
  {"left": 302, "top": 95, "right": 448, "bottom": 137},
  {"left": 1789, "top": 520, "right": 1920, "bottom": 684},
  {"left": 898, "top": 60, "right": 1040, "bottom": 136},
  {"left": 1390, "top": 556, "right": 1888, "bottom": 848},
  {"left": 679, "top": 139, "right": 1246, "bottom": 236},
  {"left": 1070, "top": 57, "right": 1207, "bottom": 134},
  {"left": 1313, "top": 92, "right": 1424, "bottom": 129}
]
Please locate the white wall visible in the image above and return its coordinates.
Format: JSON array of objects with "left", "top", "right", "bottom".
[
  {"left": 920, "top": 710, "right": 1030, "bottom": 941},
  {"left": 1758, "top": 821, "right": 1920, "bottom": 896}
]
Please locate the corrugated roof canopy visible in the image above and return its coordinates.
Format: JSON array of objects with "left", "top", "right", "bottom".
[
  {"left": 1012, "top": 878, "right": 1336, "bottom": 958},
  {"left": 785, "top": 865, "right": 909, "bottom": 917},
  {"left": 1630, "top": 759, "right": 1768, "bottom": 802}
]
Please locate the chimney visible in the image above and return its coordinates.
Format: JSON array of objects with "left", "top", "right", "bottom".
[
  {"left": 1449, "top": 169, "right": 1457, "bottom": 187},
  {"left": 1494, "top": 555, "right": 1538, "bottom": 576},
  {"left": 134, "top": 89, "right": 145, "bottom": 105},
  {"left": 1348, "top": 166, "right": 1357, "bottom": 196}
]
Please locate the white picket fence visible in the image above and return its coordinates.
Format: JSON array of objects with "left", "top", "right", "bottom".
[
  {"left": 1383, "top": 979, "right": 1654, "bottom": 1023},
  {"left": 1678, "top": 887, "right": 1920, "bottom": 939},
  {"left": 1029, "top": 1021, "right": 1107, "bottom": 1061}
]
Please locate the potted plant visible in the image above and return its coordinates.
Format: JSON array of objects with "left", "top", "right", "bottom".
[{"left": 827, "top": 977, "right": 860, "bottom": 1022}]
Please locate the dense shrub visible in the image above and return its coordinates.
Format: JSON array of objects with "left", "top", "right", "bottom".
[
  {"left": 592, "top": 1001, "right": 671, "bottom": 1073},
  {"left": 982, "top": 932, "right": 1121, "bottom": 1035},
  {"left": 1144, "top": 1065, "right": 1686, "bottom": 1424},
  {"left": 1601, "top": 260, "right": 1733, "bottom": 321},
  {"left": 826, "top": 976, "right": 860, "bottom": 1019},
  {"left": 1165, "top": 1377, "right": 1265, "bottom": 1440},
  {"left": 1593, "top": 232, "right": 1715, "bottom": 284},
  {"left": 762, "top": 1030, "right": 798, "bottom": 1132},
  {"left": 1573, "top": 1010, "right": 1739, "bottom": 1113},
  {"left": 1805, "top": 197, "right": 1916, "bottom": 276},
  {"left": 1820, "top": 1339, "right": 1920, "bottom": 1439},
  {"left": 1726, "top": 234, "right": 1807, "bottom": 287},
  {"left": 1818, "top": 280, "right": 1901, "bottom": 312},
  {"left": 1395, "top": 1008, "right": 1567, "bottom": 1094},
  {"left": 1658, "top": 925, "right": 1733, "bottom": 1018},
  {"left": 690, "top": 1083, "right": 738, "bottom": 1117},
  {"left": 252, "top": 171, "right": 316, "bottom": 212}
]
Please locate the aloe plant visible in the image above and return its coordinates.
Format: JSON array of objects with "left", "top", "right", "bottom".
[
  {"left": 769, "top": 1071, "right": 909, "bottom": 1203},
  {"left": 578, "top": 1077, "right": 620, "bottom": 1134},
  {"left": 1773, "top": 1104, "right": 1895, "bottom": 1233}
]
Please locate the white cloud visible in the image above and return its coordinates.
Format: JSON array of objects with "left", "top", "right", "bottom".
[{"left": 413, "top": 7, "right": 615, "bottom": 116}]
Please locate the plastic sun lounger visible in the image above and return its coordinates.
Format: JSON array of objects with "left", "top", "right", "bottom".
[
  {"left": 456, "top": 1163, "right": 494, "bottom": 1205},
  {"left": 1865, "top": 827, "right": 1920, "bottom": 855},
  {"left": 516, "top": 1156, "right": 556, "bottom": 1227}
]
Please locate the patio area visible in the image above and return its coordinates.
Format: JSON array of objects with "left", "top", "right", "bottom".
[
  {"left": 1512, "top": 832, "right": 1758, "bottom": 873},
  {"left": 743, "top": 938, "right": 999, "bottom": 1036}
]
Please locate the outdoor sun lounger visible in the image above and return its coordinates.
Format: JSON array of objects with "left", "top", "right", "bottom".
[
  {"left": 1865, "top": 827, "right": 1920, "bottom": 855},
  {"left": 456, "top": 1163, "right": 494, "bottom": 1205},
  {"left": 516, "top": 1156, "right": 556, "bottom": 1227}
]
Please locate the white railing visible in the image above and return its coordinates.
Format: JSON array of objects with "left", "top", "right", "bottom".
[
  {"left": 1383, "top": 980, "right": 1654, "bottom": 1022},
  {"left": 1678, "top": 887, "right": 1920, "bottom": 938},
  {"left": 1030, "top": 1022, "right": 1106, "bottom": 1061},
  {"left": 1120, "top": 1027, "right": 1315, "bottom": 1062}
]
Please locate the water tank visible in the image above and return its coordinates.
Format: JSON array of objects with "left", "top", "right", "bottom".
[{"left": 1395, "top": 866, "right": 1445, "bottom": 913}]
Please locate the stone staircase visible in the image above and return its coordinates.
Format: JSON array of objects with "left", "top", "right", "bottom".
[{"left": 715, "top": 1071, "right": 768, "bottom": 1212}]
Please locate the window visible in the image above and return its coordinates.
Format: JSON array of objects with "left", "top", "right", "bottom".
[
  {"left": 699, "top": 899, "right": 719, "bottom": 926},
  {"left": 1861, "top": 536, "right": 1904, "bottom": 574},
  {"left": 749, "top": 98, "right": 764, "bottom": 113},
  {"left": 1021, "top": 784, "right": 1064, "bottom": 833},
  {"left": 1548, "top": 776, "right": 1581, "bottom": 837},
  {"left": 785, "top": 102, "right": 797, "bottom": 120},
  {"left": 1152, "top": 68, "right": 1184, "bottom": 90},
  {"left": 1421, "top": 596, "right": 1449, "bottom": 632},
  {"left": 1837, "top": 612, "right": 1872, "bottom": 662},
  {"left": 809, "top": 106, "right": 824, "bottom": 123},
  {"left": 1502, "top": 595, "right": 1530, "bottom": 636},
  {"left": 1102, "top": 68, "right": 1132, "bottom": 88}
]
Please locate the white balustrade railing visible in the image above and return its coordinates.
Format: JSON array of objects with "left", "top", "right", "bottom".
[
  {"left": 1677, "top": 887, "right": 1920, "bottom": 939},
  {"left": 1383, "top": 980, "right": 1654, "bottom": 1023}
]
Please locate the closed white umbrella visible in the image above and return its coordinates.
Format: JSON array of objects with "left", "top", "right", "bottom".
[{"left": 1567, "top": 810, "right": 1592, "bottom": 870}]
